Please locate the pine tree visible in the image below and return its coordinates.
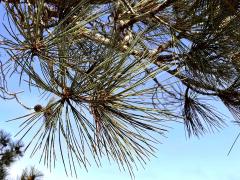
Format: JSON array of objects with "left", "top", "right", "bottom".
[
  {"left": 0, "top": 0, "right": 239, "bottom": 178},
  {"left": 19, "top": 167, "right": 43, "bottom": 180},
  {"left": 0, "top": 130, "right": 24, "bottom": 180}
]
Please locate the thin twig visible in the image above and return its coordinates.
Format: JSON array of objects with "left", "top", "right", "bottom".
[{"left": 0, "top": 88, "right": 32, "bottom": 110}]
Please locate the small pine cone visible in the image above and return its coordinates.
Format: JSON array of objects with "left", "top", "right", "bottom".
[{"left": 34, "top": 104, "right": 43, "bottom": 112}]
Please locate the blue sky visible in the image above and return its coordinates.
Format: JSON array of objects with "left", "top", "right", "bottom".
[{"left": 1, "top": 3, "right": 240, "bottom": 180}]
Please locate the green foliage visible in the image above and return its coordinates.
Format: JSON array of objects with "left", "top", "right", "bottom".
[
  {"left": 20, "top": 166, "right": 43, "bottom": 180},
  {"left": 0, "top": 0, "right": 239, "bottom": 178},
  {"left": 0, "top": 130, "right": 24, "bottom": 180}
]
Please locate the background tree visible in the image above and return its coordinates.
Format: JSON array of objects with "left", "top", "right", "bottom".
[
  {"left": 19, "top": 166, "right": 44, "bottom": 180},
  {"left": 0, "top": 0, "right": 239, "bottom": 178},
  {"left": 0, "top": 130, "right": 24, "bottom": 180}
]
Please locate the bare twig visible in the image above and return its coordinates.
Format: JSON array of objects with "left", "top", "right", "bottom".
[{"left": 0, "top": 87, "right": 32, "bottom": 110}]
